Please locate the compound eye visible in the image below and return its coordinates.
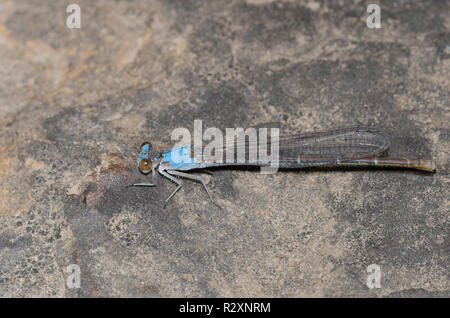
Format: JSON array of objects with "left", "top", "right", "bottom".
[
  {"left": 140, "top": 141, "right": 152, "bottom": 150},
  {"left": 138, "top": 158, "right": 152, "bottom": 174}
]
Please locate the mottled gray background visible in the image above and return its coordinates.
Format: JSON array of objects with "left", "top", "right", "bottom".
[{"left": 0, "top": 0, "right": 448, "bottom": 297}]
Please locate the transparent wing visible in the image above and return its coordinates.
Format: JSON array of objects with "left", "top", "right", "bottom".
[{"left": 196, "top": 125, "right": 390, "bottom": 169}]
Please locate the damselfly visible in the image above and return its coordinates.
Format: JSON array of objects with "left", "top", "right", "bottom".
[{"left": 131, "top": 125, "right": 435, "bottom": 208}]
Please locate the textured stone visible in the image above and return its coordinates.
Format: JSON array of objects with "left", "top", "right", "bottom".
[{"left": 0, "top": 0, "right": 448, "bottom": 297}]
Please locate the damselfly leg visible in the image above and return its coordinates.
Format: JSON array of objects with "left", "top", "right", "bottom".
[
  {"left": 166, "top": 170, "right": 222, "bottom": 209},
  {"left": 130, "top": 168, "right": 157, "bottom": 187},
  {"left": 159, "top": 169, "right": 182, "bottom": 208}
]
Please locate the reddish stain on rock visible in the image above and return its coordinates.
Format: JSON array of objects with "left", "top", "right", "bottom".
[{"left": 84, "top": 153, "right": 134, "bottom": 207}]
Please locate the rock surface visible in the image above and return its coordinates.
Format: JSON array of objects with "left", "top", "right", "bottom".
[{"left": 0, "top": 0, "right": 448, "bottom": 297}]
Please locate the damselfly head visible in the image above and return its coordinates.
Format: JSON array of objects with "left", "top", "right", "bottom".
[{"left": 137, "top": 141, "right": 153, "bottom": 174}]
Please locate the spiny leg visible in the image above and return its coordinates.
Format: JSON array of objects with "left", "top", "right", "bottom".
[
  {"left": 159, "top": 169, "right": 182, "bottom": 208},
  {"left": 129, "top": 168, "right": 156, "bottom": 187},
  {"left": 130, "top": 183, "right": 155, "bottom": 187},
  {"left": 167, "top": 170, "right": 222, "bottom": 209}
]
